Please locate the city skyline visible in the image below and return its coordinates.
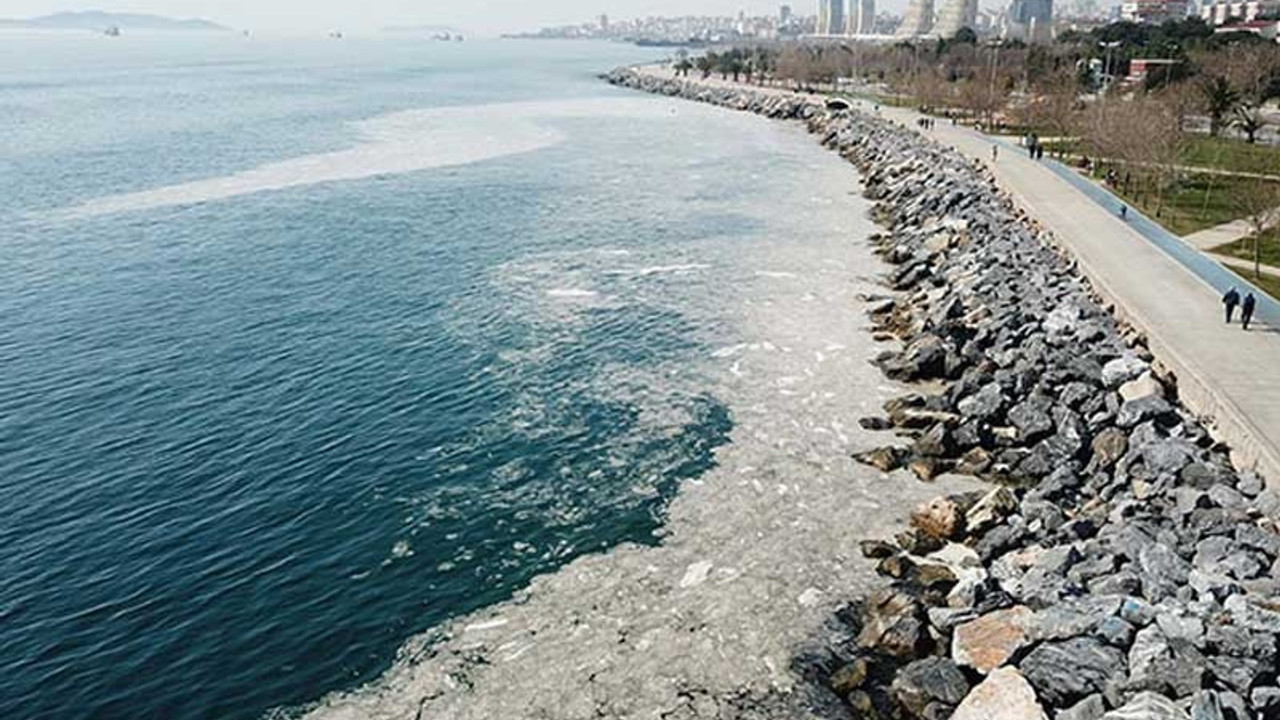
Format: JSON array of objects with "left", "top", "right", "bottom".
[{"left": 0, "top": 0, "right": 856, "bottom": 35}]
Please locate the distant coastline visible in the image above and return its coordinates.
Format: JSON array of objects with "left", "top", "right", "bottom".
[
  {"left": 500, "top": 34, "right": 708, "bottom": 48},
  {"left": 0, "top": 11, "right": 229, "bottom": 32}
]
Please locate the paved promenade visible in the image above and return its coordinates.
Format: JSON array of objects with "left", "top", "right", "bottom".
[
  {"left": 634, "top": 67, "right": 1280, "bottom": 480},
  {"left": 874, "top": 106, "right": 1280, "bottom": 482}
]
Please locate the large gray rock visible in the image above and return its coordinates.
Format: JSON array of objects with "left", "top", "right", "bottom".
[
  {"left": 1138, "top": 543, "right": 1190, "bottom": 601},
  {"left": 1102, "top": 692, "right": 1189, "bottom": 720},
  {"left": 1060, "top": 695, "right": 1108, "bottom": 720},
  {"left": 1022, "top": 637, "right": 1125, "bottom": 706},
  {"left": 890, "top": 656, "right": 970, "bottom": 717},
  {"left": 958, "top": 381, "right": 1007, "bottom": 421},
  {"left": 1224, "top": 594, "right": 1280, "bottom": 633},
  {"left": 1103, "top": 354, "right": 1150, "bottom": 388}
]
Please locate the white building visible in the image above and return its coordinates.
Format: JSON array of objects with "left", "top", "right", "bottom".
[
  {"left": 897, "top": 0, "right": 937, "bottom": 36},
  {"left": 935, "top": 0, "right": 980, "bottom": 36},
  {"left": 1120, "top": 0, "right": 1191, "bottom": 23},
  {"left": 1201, "top": 0, "right": 1280, "bottom": 24}
]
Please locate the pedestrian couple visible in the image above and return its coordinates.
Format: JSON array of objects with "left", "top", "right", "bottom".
[{"left": 1223, "top": 287, "right": 1258, "bottom": 330}]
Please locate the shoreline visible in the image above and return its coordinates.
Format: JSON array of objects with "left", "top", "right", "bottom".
[
  {"left": 604, "top": 68, "right": 1280, "bottom": 719},
  {"left": 295, "top": 82, "right": 965, "bottom": 720}
]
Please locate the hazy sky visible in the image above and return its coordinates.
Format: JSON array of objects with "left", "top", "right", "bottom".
[{"left": 3, "top": 1, "right": 804, "bottom": 35}]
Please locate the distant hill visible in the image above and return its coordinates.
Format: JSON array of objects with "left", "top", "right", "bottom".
[{"left": 0, "top": 11, "right": 230, "bottom": 31}]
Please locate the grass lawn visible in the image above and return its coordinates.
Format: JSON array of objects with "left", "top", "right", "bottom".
[
  {"left": 1211, "top": 230, "right": 1280, "bottom": 267},
  {"left": 1181, "top": 136, "right": 1280, "bottom": 177},
  {"left": 1042, "top": 135, "right": 1280, "bottom": 176},
  {"left": 1225, "top": 265, "right": 1280, "bottom": 301},
  {"left": 1104, "top": 171, "right": 1266, "bottom": 236}
]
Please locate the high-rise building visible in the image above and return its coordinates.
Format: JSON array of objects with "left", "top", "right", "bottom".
[
  {"left": 781, "top": 4, "right": 794, "bottom": 23},
  {"left": 599, "top": 14, "right": 610, "bottom": 31},
  {"left": 848, "top": 0, "right": 876, "bottom": 34},
  {"left": 1006, "top": 0, "right": 1053, "bottom": 40},
  {"left": 896, "top": 0, "right": 935, "bottom": 36},
  {"left": 818, "top": 0, "right": 847, "bottom": 34},
  {"left": 934, "top": 0, "right": 979, "bottom": 36}
]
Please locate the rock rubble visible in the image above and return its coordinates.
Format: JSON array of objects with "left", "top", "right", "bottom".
[{"left": 605, "top": 68, "right": 1280, "bottom": 720}]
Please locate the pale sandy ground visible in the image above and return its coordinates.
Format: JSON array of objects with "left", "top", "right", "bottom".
[{"left": 293, "top": 106, "right": 981, "bottom": 720}]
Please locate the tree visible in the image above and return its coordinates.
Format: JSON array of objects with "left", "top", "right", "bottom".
[
  {"left": 1234, "top": 103, "right": 1266, "bottom": 143},
  {"left": 1225, "top": 45, "right": 1280, "bottom": 143},
  {"left": 696, "top": 53, "right": 717, "bottom": 79},
  {"left": 1199, "top": 75, "right": 1240, "bottom": 136},
  {"left": 1234, "top": 176, "right": 1280, "bottom": 278}
]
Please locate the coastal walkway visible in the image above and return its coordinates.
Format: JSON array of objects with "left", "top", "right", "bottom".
[
  {"left": 1184, "top": 217, "right": 1257, "bottom": 251},
  {"left": 879, "top": 106, "right": 1280, "bottom": 482},
  {"left": 631, "top": 67, "right": 1280, "bottom": 482}
]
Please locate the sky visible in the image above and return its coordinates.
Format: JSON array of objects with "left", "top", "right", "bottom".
[{"left": 1, "top": 1, "right": 805, "bottom": 35}]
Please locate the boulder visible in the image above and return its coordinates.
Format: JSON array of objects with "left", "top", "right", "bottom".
[
  {"left": 857, "top": 588, "right": 929, "bottom": 657},
  {"left": 1102, "top": 354, "right": 1150, "bottom": 388},
  {"left": 1138, "top": 542, "right": 1190, "bottom": 602},
  {"left": 909, "top": 456, "right": 950, "bottom": 482},
  {"left": 1102, "top": 692, "right": 1189, "bottom": 720},
  {"left": 965, "top": 487, "right": 1018, "bottom": 535},
  {"left": 1119, "top": 373, "right": 1165, "bottom": 403},
  {"left": 1009, "top": 396, "right": 1055, "bottom": 442},
  {"left": 890, "top": 656, "right": 970, "bottom": 718},
  {"left": 830, "top": 658, "right": 869, "bottom": 696},
  {"left": 1060, "top": 695, "right": 1108, "bottom": 720},
  {"left": 915, "top": 423, "right": 953, "bottom": 457},
  {"left": 1224, "top": 594, "right": 1280, "bottom": 634},
  {"left": 950, "top": 667, "right": 1047, "bottom": 720},
  {"left": 951, "top": 606, "right": 1031, "bottom": 673},
  {"left": 1090, "top": 428, "right": 1129, "bottom": 471},
  {"left": 958, "top": 382, "right": 1007, "bottom": 421},
  {"left": 855, "top": 446, "right": 908, "bottom": 472},
  {"left": 1021, "top": 637, "right": 1125, "bottom": 706}
]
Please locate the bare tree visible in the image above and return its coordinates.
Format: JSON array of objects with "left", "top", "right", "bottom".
[{"left": 1234, "top": 176, "right": 1280, "bottom": 278}]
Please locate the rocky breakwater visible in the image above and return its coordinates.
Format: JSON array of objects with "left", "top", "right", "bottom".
[{"left": 606, "top": 68, "right": 1280, "bottom": 720}]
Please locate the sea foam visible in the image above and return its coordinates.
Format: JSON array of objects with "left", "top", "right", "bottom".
[{"left": 50, "top": 98, "right": 678, "bottom": 221}]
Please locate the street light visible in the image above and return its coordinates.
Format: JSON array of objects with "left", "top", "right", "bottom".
[{"left": 1100, "top": 40, "right": 1122, "bottom": 98}]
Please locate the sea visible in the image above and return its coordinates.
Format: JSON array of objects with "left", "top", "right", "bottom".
[{"left": 0, "top": 34, "right": 874, "bottom": 720}]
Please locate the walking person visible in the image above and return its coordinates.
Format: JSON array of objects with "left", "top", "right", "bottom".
[
  {"left": 1223, "top": 287, "right": 1241, "bottom": 323},
  {"left": 1119, "top": 204, "right": 1128, "bottom": 221},
  {"left": 991, "top": 144, "right": 998, "bottom": 162},
  {"left": 1242, "top": 292, "right": 1257, "bottom": 330}
]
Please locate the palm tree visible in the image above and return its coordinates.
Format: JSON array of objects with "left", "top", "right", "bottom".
[{"left": 1199, "top": 75, "right": 1239, "bottom": 137}]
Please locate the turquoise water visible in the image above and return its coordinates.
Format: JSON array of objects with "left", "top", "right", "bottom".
[{"left": 0, "top": 35, "right": 848, "bottom": 720}]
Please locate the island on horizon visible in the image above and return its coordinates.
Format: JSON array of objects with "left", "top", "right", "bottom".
[{"left": 0, "top": 11, "right": 230, "bottom": 32}]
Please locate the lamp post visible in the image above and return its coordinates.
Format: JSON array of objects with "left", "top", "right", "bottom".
[
  {"left": 988, "top": 39, "right": 1002, "bottom": 128},
  {"left": 1100, "top": 40, "right": 1122, "bottom": 98}
]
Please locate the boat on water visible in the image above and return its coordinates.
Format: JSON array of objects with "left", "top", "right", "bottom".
[{"left": 103, "top": 25, "right": 121, "bottom": 37}]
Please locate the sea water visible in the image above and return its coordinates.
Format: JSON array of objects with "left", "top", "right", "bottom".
[{"left": 0, "top": 35, "right": 876, "bottom": 720}]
